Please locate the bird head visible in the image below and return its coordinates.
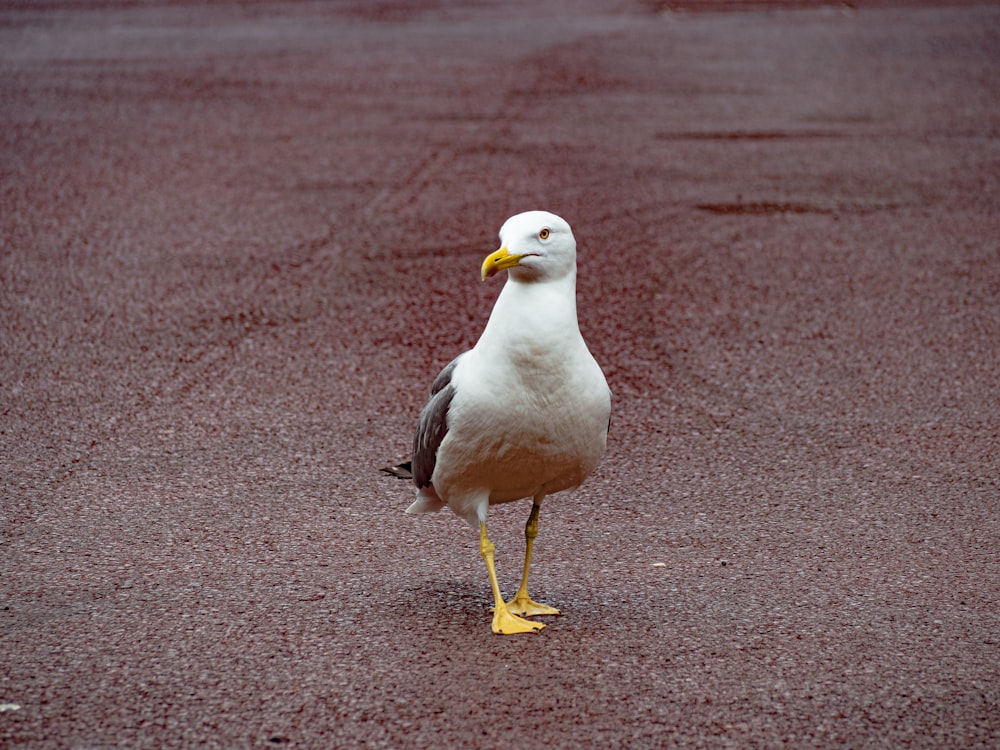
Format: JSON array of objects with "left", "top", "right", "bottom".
[{"left": 481, "top": 211, "right": 576, "bottom": 283}]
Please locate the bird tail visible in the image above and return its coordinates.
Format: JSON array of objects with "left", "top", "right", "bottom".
[{"left": 405, "top": 485, "right": 446, "bottom": 515}]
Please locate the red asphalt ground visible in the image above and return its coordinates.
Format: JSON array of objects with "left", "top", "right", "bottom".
[{"left": 2, "top": 1, "right": 999, "bottom": 747}]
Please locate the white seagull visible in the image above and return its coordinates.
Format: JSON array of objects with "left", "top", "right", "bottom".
[{"left": 407, "top": 210, "right": 612, "bottom": 634}]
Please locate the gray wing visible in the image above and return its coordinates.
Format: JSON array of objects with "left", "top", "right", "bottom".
[{"left": 411, "top": 355, "right": 462, "bottom": 490}]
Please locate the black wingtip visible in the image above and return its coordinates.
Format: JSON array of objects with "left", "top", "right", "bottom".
[{"left": 380, "top": 462, "right": 413, "bottom": 480}]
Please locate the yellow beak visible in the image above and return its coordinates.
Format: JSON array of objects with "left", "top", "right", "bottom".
[{"left": 481, "top": 246, "right": 526, "bottom": 281}]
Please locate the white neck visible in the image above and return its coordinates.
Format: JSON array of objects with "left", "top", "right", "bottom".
[{"left": 475, "top": 271, "right": 581, "bottom": 356}]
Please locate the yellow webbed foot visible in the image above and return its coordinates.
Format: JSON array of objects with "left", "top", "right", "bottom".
[
  {"left": 506, "top": 595, "right": 560, "bottom": 618},
  {"left": 479, "top": 521, "right": 545, "bottom": 635},
  {"left": 491, "top": 602, "right": 544, "bottom": 635}
]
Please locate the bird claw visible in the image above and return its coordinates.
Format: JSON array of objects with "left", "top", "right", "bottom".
[
  {"left": 506, "top": 595, "right": 560, "bottom": 618},
  {"left": 491, "top": 604, "right": 545, "bottom": 635}
]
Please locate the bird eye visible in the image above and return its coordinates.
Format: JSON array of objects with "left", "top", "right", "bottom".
[{"left": 539, "top": 228, "right": 550, "bottom": 240}]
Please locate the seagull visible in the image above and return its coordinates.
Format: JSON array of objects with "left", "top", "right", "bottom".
[{"left": 407, "top": 210, "right": 611, "bottom": 634}]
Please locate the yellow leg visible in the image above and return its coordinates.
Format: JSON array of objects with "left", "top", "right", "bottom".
[
  {"left": 506, "top": 501, "right": 560, "bottom": 617},
  {"left": 479, "top": 523, "right": 543, "bottom": 635}
]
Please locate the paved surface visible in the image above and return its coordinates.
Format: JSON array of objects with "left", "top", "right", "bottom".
[{"left": 2, "top": 1, "right": 998, "bottom": 747}]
